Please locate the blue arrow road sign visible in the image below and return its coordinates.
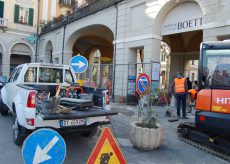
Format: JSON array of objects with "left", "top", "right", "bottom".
[
  {"left": 22, "top": 128, "right": 66, "bottom": 164},
  {"left": 70, "top": 55, "right": 88, "bottom": 73}
]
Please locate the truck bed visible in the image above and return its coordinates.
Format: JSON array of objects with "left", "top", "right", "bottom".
[{"left": 39, "top": 107, "right": 118, "bottom": 120}]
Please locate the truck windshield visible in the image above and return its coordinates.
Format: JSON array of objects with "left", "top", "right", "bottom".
[
  {"left": 39, "top": 67, "right": 63, "bottom": 83},
  {"left": 201, "top": 49, "right": 230, "bottom": 89}
]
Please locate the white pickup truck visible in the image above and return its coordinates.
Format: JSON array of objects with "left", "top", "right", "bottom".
[{"left": 0, "top": 63, "right": 117, "bottom": 145}]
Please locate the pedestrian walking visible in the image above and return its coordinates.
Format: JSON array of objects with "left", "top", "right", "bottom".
[{"left": 171, "top": 73, "right": 188, "bottom": 119}]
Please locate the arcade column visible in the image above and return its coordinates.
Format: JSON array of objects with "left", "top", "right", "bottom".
[{"left": 2, "top": 52, "right": 10, "bottom": 76}]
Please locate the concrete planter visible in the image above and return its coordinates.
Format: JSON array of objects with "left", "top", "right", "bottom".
[{"left": 130, "top": 122, "right": 163, "bottom": 150}]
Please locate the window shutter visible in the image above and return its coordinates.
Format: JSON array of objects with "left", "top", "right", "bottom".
[
  {"left": 29, "top": 8, "right": 34, "bottom": 26},
  {"left": 0, "top": 1, "right": 4, "bottom": 18},
  {"left": 14, "top": 4, "right": 19, "bottom": 23}
]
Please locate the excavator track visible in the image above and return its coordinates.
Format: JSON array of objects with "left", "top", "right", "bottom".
[
  {"left": 179, "top": 137, "right": 230, "bottom": 162},
  {"left": 178, "top": 122, "right": 230, "bottom": 162}
]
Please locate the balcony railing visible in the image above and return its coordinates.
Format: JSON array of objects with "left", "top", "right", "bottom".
[
  {"left": 0, "top": 18, "right": 7, "bottom": 28},
  {"left": 40, "top": 0, "right": 124, "bottom": 36},
  {"left": 59, "top": 0, "right": 75, "bottom": 8}
]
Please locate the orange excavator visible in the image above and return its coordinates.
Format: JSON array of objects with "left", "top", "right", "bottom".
[{"left": 177, "top": 41, "right": 230, "bottom": 156}]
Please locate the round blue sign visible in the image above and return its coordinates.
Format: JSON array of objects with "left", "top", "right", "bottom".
[
  {"left": 70, "top": 55, "right": 88, "bottom": 73},
  {"left": 22, "top": 128, "right": 66, "bottom": 164}
]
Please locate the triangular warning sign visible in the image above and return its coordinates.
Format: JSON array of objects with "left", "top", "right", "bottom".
[{"left": 87, "top": 127, "right": 126, "bottom": 164}]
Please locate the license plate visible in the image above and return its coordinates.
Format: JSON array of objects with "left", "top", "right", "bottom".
[{"left": 60, "top": 119, "right": 86, "bottom": 127}]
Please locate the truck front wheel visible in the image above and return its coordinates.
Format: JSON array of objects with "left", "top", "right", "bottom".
[
  {"left": 13, "top": 116, "right": 27, "bottom": 146},
  {"left": 82, "top": 126, "right": 98, "bottom": 137}
]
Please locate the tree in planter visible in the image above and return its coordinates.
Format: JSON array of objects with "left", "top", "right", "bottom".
[
  {"left": 138, "top": 108, "right": 159, "bottom": 128},
  {"left": 130, "top": 95, "right": 163, "bottom": 150}
]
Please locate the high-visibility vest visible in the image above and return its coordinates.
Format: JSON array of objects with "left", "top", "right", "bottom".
[
  {"left": 188, "top": 89, "right": 197, "bottom": 100},
  {"left": 174, "top": 78, "right": 186, "bottom": 93}
]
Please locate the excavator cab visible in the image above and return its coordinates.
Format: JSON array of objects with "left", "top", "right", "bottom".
[
  {"left": 178, "top": 41, "right": 230, "bottom": 156},
  {"left": 196, "top": 42, "right": 230, "bottom": 136}
]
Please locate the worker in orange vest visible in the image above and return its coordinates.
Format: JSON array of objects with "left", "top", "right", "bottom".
[
  {"left": 171, "top": 73, "right": 188, "bottom": 119},
  {"left": 188, "top": 87, "right": 198, "bottom": 113}
]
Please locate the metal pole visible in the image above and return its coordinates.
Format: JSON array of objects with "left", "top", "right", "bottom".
[
  {"left": 61, "top": 25, "right": 66, "bottom": 64},
  {"left": 35, "top": 0, "right": 40, "bottom": 62},
  {"left": 112, "top": 3, "right": 118, "bottom": 99}
]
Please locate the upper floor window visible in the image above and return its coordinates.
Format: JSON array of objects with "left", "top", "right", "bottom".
[
  {"left": 14, "top": 4, "right": 34, "bottom": 26},
  {"left": 161, "top": 53, "right": 166, "bottom": 62},
  {"left": 0, "top": 1, "right": 4, "bottom": 18}
]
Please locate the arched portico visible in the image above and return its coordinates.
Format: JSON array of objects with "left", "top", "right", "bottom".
[
  {"left": 153, "top": 0, "right": 204, "bottom": 89},
  {"left": 9, "top": 43, "right": 32, "bottom": 73},
  {"left": 64, "top": 24, "right": 114, "bottom": 87}
]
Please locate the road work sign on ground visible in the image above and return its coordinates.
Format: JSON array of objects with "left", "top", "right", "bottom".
[
  {"left": 136, "top": 73, "right": 151, "bottom": 96},
  {"left": 87, "top": 127, "right": 126, "bottom": 164},
  {"left": 70, "top": 55, "right": 88, "bottom": 73},
  {"left": 22, "top": 128, "right": 66, "bottom": 164}
]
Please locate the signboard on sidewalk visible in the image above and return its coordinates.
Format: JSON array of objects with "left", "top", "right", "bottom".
[
  {"left": 87, "top": 127, "right": 126, "bottom": 164},
  {"left": 136, "top": 73, "right": 151, "bottom": 96},
  {"left": 22, "top": 128, "right": 66, "bottom": 164},
  {"left": 128, "top": 64, "right": 137, "bottom": 95},
  {"left": 151, "top": 61, "right": 160, "bottom": 96},
  {"left": 152, "top": 62, "right": 160, "bottom": 81}
]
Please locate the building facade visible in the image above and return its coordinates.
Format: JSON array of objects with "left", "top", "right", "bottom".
[
  {"left": 39, "top": 0, "right": 75, "bottom": 23},
  {"left": 0, "top": 0, "right": 38, "bottom": 76},
  {"left": 37, "top": 0, "right": 230, "bottom": 98},
  {"left": 0, "top": 0, "right": 230, "bottom": 98}
]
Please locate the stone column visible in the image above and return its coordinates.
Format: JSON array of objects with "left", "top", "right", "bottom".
[
  {"left": 114, "top": 47, "right": 130, "bottom": 101},
  {"left": 2, "top": 52, "right": 11, "bottom": 77},
  {"left": 144, "top": 38, "right": 161, "bottom": 63},
  {"left": 144, "top": 38, "right": 161, "bottom": 75}
]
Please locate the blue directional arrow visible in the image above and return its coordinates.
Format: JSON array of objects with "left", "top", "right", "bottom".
[
  {"left": 22, "top": 128, "right": 66, "bottom": 164},
  {"left": 70, "top": 55, "right": 88, "bottom": 73}
]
